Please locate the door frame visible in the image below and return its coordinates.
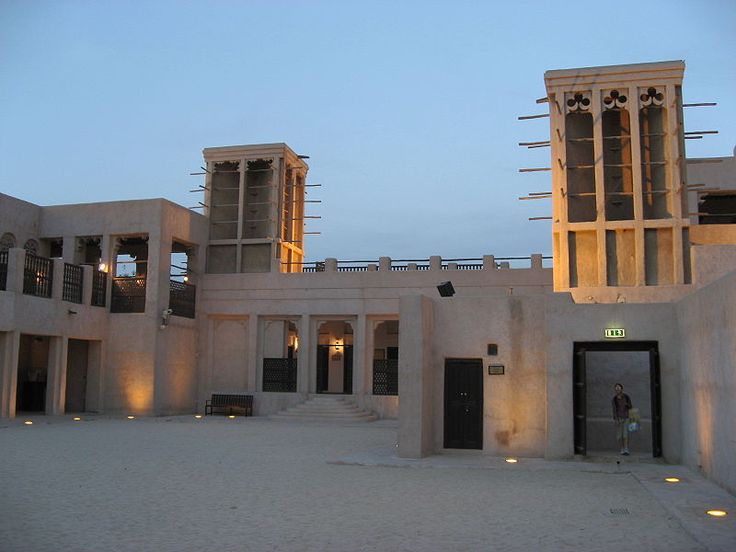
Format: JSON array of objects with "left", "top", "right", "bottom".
[{"left": 572, "top": 341, "right": 662, "bottom": 457}]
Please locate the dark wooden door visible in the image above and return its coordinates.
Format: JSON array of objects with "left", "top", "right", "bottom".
[
  {"left": 573, "top": 347, "right": 587, "bottom": 455},
  {"left": 316, "top": 345, "right": 330, "bottom": 393},
  {"left": 343, "top": 345, "right": 353, "bottom": 394},
  {"left": 444, "top": 359, "right": 483, "bottom": 449}
]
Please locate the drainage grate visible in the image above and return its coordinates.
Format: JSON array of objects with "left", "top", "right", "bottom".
[{"left": 610, "top": 508, "right": 630, "bottom": 515}]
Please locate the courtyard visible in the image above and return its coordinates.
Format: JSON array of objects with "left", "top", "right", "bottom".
[{"left": 1, "top": 416, "right": 734, "bottom": 552}]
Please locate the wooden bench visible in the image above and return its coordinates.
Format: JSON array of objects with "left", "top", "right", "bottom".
[{"left": 205, "top": 394, "right": 253, "bottom": 416}]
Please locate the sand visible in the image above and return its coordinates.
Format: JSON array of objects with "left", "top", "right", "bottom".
[{"left": 0, "top": 416, "right": 733, "bottom": 551}]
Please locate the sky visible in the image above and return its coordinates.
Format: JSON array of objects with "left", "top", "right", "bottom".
[{"left": 1, "top": 0, "right": 735, "bottom": 262}]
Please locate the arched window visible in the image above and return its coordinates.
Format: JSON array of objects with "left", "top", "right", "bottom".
[
  {"left": 0, "top": 232, "right": 16, "bottom": 251},
  {"left": 23, "top": 239, "right": 39, "bottom": 255}
]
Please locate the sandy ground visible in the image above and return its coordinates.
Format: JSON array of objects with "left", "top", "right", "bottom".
[{"left": 1, "top": 416, "right": 734, "bottom": 552}]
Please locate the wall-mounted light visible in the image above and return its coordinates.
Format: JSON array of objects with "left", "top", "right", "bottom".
[
  {"left": 98, "top": 262, "right": 108, "bottom": 273},
  {"left": 437, "top": 281, "right": 455, "bottom": 297},
  {"left": 161, "top": 308, "right": 173, "bottom": 329}
]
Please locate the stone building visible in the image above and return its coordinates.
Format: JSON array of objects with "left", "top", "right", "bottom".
[{"left": 1, "top": 61, "right": 735, "bottom": 494}]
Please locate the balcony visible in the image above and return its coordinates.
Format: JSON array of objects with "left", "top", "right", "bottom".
[
  {"left": 23, "top": 254, "right": 53, "bottom": 298},
  {"left": 62, "top": 263, "right": 84, "bottom": 304}
]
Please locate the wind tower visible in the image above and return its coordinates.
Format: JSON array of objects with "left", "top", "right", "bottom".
[
  {"left": 200, "top": 143, "right": 312, "bottom": 274},
  {"left": 542, "top": 61, "right": 690, "bottom": 302}
]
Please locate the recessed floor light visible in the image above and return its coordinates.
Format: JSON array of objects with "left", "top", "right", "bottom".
[
  {"left": 505, "top": 457, "right": 518, "bottom": 464},
  {"left": 73, "top": 417, "right": 81, "bottom": 421},
  {"left": 228, "top": 415, "right": 236, "bottom": 419},
  {"left": 126, "top": 416, "right": 135, "bottom": 420},
  {"left": 23, "top": 420, "right": 33, "bottom": 425},
  {"left": 664, "top": 477, "right": 680, "bottom": 483},
  {"left": 706, "top": 510, "right": 728, "bottom": 517},
  {"left": 194, "top": 415, "right": 202, "bottom": 419}
]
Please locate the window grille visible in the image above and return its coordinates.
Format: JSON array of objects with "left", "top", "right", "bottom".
[
  {"left": 23, "top": 254, "right": 53, "bottom": 298},
  {"left": 111, "top": 277, "right": 146, "bottom": 313},
  {"left": 372, "top": 359, "right": 398, "bottom": 396},
  {"left": 262, "top": 358, "right": 297, "bottom": 392},
  {"left": 169, "top": 280, "right": 196, "bottom": 318},
  {"left": 62, "top": 263, "right": 83, "bottom": 303},
  {"left": 91, "top": 268, "right": 107, "bottom": 307}
]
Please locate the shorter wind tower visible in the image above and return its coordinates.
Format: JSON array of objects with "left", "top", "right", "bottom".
[
  {"left": 192, "top": 143, "right": 319, "bottom": 274},
  {"left": 518, "top": 61, "right": 718, "bottom": 303}
]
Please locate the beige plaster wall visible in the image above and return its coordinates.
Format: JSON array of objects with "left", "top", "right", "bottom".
[
  {"left": 430, "top": 294, "right": 548, "bottom": 456},
  {"left": 677, "top": 270, "right": 736, "bottom": 494},
  {"left": 544, "top": 295, "right": 682, "bottom": 461}
]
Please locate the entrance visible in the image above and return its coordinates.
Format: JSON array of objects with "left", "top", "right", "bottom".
[
  {"left": 443, "top": 358, "right": 483, "bottom": 450},
  {"left": 16, "top": 335, "right": 50, "bottom": 412},
  {"left": 573, "top": 342, "right": 662, "bottom": 457},
  {"left": 316, "top": 321, "right": 354, "bottom": 394}
]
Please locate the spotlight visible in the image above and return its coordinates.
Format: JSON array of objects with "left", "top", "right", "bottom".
[
  {"left": 194, "top": 415, "right": 202, "bottom": 419},
  {"left": 228, "top": 415, "right": 236, "bottom": 419},
  {"left": 664, "top": 477, "right": 680, "bottom": 483},
  {"left": 24, "top": 420, "right": 33, "bottom": 425},
  {"left": 437, "top": 281, "right": 455, "bottom": 297},
  {"left": 73, "top": 417, "right": 82, "bottom": 421},
  {"left": 706, "top": 510, "right": 728, "bottom": 517},
  {"left": 127, "top": 415, "right": 135, "bottom": 420},
  {"left": 505, "top": 457, "right": 518, "bottom": 464}
]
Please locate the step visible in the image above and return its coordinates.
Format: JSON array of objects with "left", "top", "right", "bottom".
[
  {"left": 271, "top": 396, "right": 377, "bottom": 423},
  {"left": 271, "top": 413, "right": 378, "bottom": 423}
]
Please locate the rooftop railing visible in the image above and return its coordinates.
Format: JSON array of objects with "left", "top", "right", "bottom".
[{"left": 288, "top": 255, "right": 552, "bottom": 273}]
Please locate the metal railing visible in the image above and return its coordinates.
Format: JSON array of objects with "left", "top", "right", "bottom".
[
  {"left": 62, "top": 263, "right": 83, "bottom": 303},
  {"left": 0, "top": 250, "right": 7, "bottom": 290},
  {"left": 111, "top": 277, "right": 146, "bottom": 313},
  {"left": 169, "top": 280, "right": 196, "bottom": 318},
  {"left": 262, "top": 358, "right": 297, "bottom": 392},
  {"left": 372, "top": 359, "right": 398, "bottom": 396},
  {"left": 23, "top": 254, "right": 53, "bottom": 298},
  {"left": 91, "top": 269, "right": 107, "bottom": 307}
]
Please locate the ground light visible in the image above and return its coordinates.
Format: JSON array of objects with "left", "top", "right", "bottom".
[
  {"left": 505, "top": 457, "right": 518, "bottom": 464},
  {"left": 706, "top": 510, "right": 728, "bottom": 517},
  {"left": 126, "top": 415, "right": 135, "bottom": 420},
  {"left": 194, "top": 415, "right": 202, "bottom": 419},
  {"left": 73, "top": 417, "right": 81, "bottom": 421},
  {"left": 664, "top": 477, "right": 680, "bottom": 483},
  {"left": 23, "top": 420, "right": 33, "bottom": 425},
  {"left": 228, "top": 415, "right": 236, "bottom": 419}
]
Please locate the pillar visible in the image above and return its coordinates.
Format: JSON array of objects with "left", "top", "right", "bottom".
[
  {"left": 398, "top": 294, "right": 434, "bottom": 458},
  {"left": 0, "top": 331, "right": 21, "bottom": 418},
  {"left": 298, "top": 314, "right": 312, "bottom": 394},
  {"left": 46, "top": 336, "right": 68, "bottom": 415}
]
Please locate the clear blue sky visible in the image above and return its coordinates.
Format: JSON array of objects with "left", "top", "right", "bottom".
[{"left": 2, "top": 0, "right": 735, "bottom": 262}]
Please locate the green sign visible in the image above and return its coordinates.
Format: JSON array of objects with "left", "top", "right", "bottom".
[{"left": 604, "top": 328, "right": 626, "bottom": 339}]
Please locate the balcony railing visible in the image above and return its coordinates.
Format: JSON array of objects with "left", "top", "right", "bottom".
[
  {"left": 111, "top": 277, "right": 146, "bottom": 313},
  {"left": 62, "top": 263, "right": 84, "bottom": 304},
  {"left": 262, "top": 358, "right": 297, "bottom": 392},
  {"left": 0, "top": 250, "right": 7, "bottom": 290},
  {"left": 169, "top": 280, "right": 196, "bottom": 318},
  {"left": 91, "top": 269, "right": 107, "bottom": 307},
  {"left": 372, "top": 359, "right": 398, "bottom": 396},
  {"left": 23, "top": 254, "right": 53, "bottom": 298}
]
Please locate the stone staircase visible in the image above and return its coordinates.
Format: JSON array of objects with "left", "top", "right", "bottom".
[{"left": 271, "top": 396, "right": 377, "bottom": 423}]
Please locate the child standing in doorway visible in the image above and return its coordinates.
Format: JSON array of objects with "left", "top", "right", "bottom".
[{"left": 612, "top": 383, "right": 632, "bottom": 455}]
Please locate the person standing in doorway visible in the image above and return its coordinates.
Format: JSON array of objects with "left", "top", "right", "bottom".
[{"left": 612, "top": 383, "right": 632, "bottom": 455}]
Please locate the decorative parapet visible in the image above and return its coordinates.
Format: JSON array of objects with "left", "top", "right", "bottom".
[{"left": 290, "top": 255, "right": 552, "bottom": 273}]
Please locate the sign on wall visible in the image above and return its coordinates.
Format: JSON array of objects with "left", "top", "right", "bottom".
[{"left": 604, "top": 328, "right": 626, "bottom": 339}]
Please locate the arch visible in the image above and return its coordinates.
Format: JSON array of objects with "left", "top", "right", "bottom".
[{"left": 0, "top": 232, "right": 16, "bottom": 251}]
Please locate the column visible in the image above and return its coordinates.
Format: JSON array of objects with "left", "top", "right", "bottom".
[
  {"left": 247, "top": 315, "right": 259, "bottom": 391},
  {"left": 398, "top": 294, "right": 434, "bottom": 458},
  {"left": 0, "top": 331, "right": 21, "bottom": 418},
  {"left": 46, "top": 336, "right": 68, "bottom": 415},
  {"left": 353, "top": 314, "right": 367, "bottom": 398},
  {"left": 298, "top": 314, "right": 312, "bottom": 394}
]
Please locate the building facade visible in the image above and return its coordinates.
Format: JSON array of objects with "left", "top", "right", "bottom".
[{"left": 1, "top": 62, "right": 735, "bottom": 494}]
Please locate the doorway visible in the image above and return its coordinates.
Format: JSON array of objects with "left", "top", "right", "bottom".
[
  {"left": 16, "top": 335, "right": 50, "bottom": 412},
  {"left": 65, "top": 339, "right": 89, "bottom": 413},
  {"left": 316, "top": 321, "right": 354, "bottom": 394},
  {"left": 573, "top": 342, "right": 662, "bottom": 457},
  {"left": 443, "top": 358, "right": 483, "bottom": 450}
]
